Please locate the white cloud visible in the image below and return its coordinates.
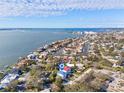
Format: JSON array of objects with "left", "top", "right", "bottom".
[{"left": 0, "top": 0, "right": 124, "bottom": 16}]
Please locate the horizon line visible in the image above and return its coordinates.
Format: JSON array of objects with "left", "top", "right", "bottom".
[{"left": 0, "top": 27, "right": 124, "bottom": 29}]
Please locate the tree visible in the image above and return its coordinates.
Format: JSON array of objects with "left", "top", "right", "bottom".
[
  {"left": 45, "top": 63, "right": 55, "bottom": 71},
  {"left": 41, "top": 57, "right": 46, "bottom": 64},
  {"left": 5, "top": 80, "right": 19, "bottom": 92},
  {"left": 51, "top": 83, "right": 61, "bottom": 92},
  {"left": 47, "top": 54, "right": 54, "bottom": 61},
  {"left": 26, "top": 78, "right": 44, "bottom": 92},
  {"left": 0, "top": 72, "right": 4, "bottom": 80},
  {"left": 72, "top": 56, "right": 77, "bottom": 68},
  {"left": 49, "top": 71, "right": 57, "bottom": 82},
  {"left": 99, "top": 59, "right": 112, "bottom": 67},
  {"left": 63, "top": 83, "right": 94, "bottom": 92},
  {"left": 26, "top": 65, "right": 47, "bottom": 91},
  {"left": 121, "top": 52, "right": 124, "bottom": 57},
  {"left": 30, "top": 65, "right": 43, "bottom": 78},
  {"left": 79, "top": 57, "right": 83, "bottom": 64},
  {"left": 51, "top": 76, "right": 63, "bottom": 92},
  {"left": 55, "top": 76, "right": 62, "bottom": 87},
  {"left": 109, "top": 47, "right": 114, "bottom": 54}
]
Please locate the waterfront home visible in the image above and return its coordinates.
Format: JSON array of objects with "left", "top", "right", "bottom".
[
  {"left": 47, "top": 48, "right": 57, "bottom": 53},
  {"left": 37, "top": 47, "right": 46, "bottom": 53},
  {"left": 27, "top": 54, "right": 37, "bottom": 60},
  {"left": 44, "top": 44, "right": 49, "bottom": 49}
]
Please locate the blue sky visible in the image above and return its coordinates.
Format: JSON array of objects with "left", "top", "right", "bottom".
[{"left": 0, "top": 0, "right": 124, "bottom": 28}]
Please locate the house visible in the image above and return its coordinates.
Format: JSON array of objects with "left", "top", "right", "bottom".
[
  {"left": 59, "top": 63, "right": 65, "bottom": 71},
  {"left": 39, "top": 52, "right": 48, "bottom": 58},
  {"left": 57, "top": 63, "right": 72, "bottom": 79},
  {"left": 1, "top": 74, "right": 19, "bottom": 84},
  {"left": 0, "top": 68, "right": 22, "bottom": 89},
  {"left": 27, "top": 54, "right": 37, "bottom": 60},
  {"left": 63, "top": 66, "right": 71, "bottom": 73},
  {"left": 66, "top": 63, "right": 74, "bottom": 67},
  {"left": 66, "top": 63, "right": 84, "bottom": 70},
  {"left": 120, "top": 61, "right": 124, "bottom": 66},
  {"left": 37, "top": 47, "right": 46, "bottom": 52},
  {"left": 57, "top": 71, "right": 68, "bottom": 79},
  {"left": 11, "top": 68, "right": 22, "bottom": 75},
  {"left": 112, "top": 63, "right": 120, "bottom": 67},
  {"left": 15, "top": 59, "right": 32, "bottom": 69},
  {"left": 44, "top": 44, "right": 49, "bottom": 49},
  {"left": 0, "top": 73, "right": 19, "bottom": 89},
  {"left": 63, "top": 47, "right": 77, "bottom": 54}
]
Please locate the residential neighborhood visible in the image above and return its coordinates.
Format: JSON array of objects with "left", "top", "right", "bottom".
[{"left": 0, "top": 31, "right": 124, "bottom": 92}]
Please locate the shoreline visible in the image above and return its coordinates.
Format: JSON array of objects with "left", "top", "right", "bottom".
[
  {"left": 0, "top": 37, "right": 78, "bottom": 71},
  {"left": 0, "top": 36, "right": 82, "bottom": 90},
  {"left": 0, "top": 30, "right": 118, "bottom": 73},
  {"left": 0, "top": 30, "right": 123, "bottom": 92}
]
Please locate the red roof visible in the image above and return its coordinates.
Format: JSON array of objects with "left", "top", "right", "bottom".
[{"left": 64, "top": 66, "right": 71, "bottom": 71}]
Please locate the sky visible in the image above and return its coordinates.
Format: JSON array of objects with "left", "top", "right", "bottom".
[{"left": 0, "top": 0, "right": 124, "bottom": 28}]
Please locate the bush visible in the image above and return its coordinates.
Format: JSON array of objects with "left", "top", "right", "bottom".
[
  {"left": 26, "top": 79, "right": 44, "bottom": 92},
  {"left": 51, "top": 76, "right": 63, "bottom": 92},
  {"left": 49, "top": 71, "right": 57, "bottom": 82},
  {"left": 5, "top": 80, "right": 19, "bottom": 92},
  {"left": 99, "top": 59, "right": 112, "bottom": 67},
  {"left": 0, "top": 72, "right": 4, "bottom": 80},
  {"left": 113, "top": 67, "right": 124, "bottom": 72},
  {"left": 63, "top": 83, "right": 95, "bottom": 92},
  {"left": 55, "top": 76, "right": 62, "bottom": 87}
]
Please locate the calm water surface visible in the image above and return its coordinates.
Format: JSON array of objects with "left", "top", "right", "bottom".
[
  {"left": 0, "top": 28, "right": 121, "bottom": 69},
  {"left": 0, "top": 29, "right": 78, "bottom": 69}
]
